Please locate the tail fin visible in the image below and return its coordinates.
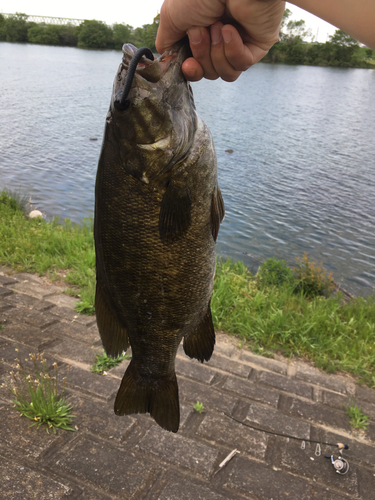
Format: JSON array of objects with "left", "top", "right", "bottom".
[{"left": 114, "top": 361, "right": 180, "bottom": 433}]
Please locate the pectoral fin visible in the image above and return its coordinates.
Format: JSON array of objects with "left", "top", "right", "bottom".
[
  {"left": 159, "top": 182, "right": 192, "bottom": 244},
  {"left": 95, "top": 273, "right": 130, "bottom": 358},
  {"left": 183, "top": 302, "right": 215, "bottom": 362},
  {"left": 211, "top": 186, "right": 225, "bottom": 242}
]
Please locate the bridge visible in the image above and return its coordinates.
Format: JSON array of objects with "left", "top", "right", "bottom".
[{"left": 1, "top": 13, "right": 85, "bottom": 26}]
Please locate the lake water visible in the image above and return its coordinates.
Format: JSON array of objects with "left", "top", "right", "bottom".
[{"left": 1, "top": 42, "right": 375, "bottom": 297}]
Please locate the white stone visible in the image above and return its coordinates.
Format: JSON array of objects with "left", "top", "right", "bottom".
[{"left": 29, "top": 210, "right": 43, "bottom": 218}]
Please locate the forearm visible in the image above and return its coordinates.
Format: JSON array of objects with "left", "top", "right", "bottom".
[{"left": 288, "top": 0, "right": 375, "bottom": 49}]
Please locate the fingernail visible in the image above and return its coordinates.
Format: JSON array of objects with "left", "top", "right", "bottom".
[
  {"left": 211, "top": 25, "right": 222, "bottom": 45},
  {"left": 188, "top": 28, "right": 202, "bottom": 45},
  {"left": 222, "top": 29, "right": 232, "bottom": 44}
]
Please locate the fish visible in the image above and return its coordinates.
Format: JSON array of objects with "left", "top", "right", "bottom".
[{"left": 94, "top": 42, "right": 225, "bottom": 433}]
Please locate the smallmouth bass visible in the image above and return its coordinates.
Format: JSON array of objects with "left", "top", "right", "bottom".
[{"left": 94, "top": 42, "right": 224, "bottom": 432}]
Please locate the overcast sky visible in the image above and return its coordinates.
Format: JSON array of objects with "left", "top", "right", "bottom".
[{"left": 0, "top": 1, "right": 337, "bottom": 42}]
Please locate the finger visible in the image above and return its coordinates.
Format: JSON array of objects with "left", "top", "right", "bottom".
[
  {"left": 210, "top": 23, "right": 242, "bottom": 82},
  {"left": 181, "top": 58, "right": 204, "bottom": 82},
  {"left": 156, "top": 2, "right": 186, "bottom": 54},
  {"left": 187, "top": 27, "right": 219, "bottom": 80},
  {"left": 222, "top": 24, "right": 269, "bottom": 70}
]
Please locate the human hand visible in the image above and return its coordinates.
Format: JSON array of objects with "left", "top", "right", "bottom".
[{"left": 156, "top": 0, "right": 286, "bottom": 82}]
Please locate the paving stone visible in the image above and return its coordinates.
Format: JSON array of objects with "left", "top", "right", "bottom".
[
  {"left": 0, "top": 341, "right": 44, "bottom": 366},
  {"left": 45, "top": 293, "right": 81, "bottom": 309},
  {"left": 107, "top": 358, "right": 131, "bottom": 378},
  {"left": 213, "top": 338, "right": 237, "bottom": 358},
  {"left": 0, "top": 302, "right": 14, "bottom": 314},
  {"left": 223, "top": 375, "right": 279, "bottom": 407},
  {"left": 239, "top": 351, "right": 288, "bottom": 375},
  {"left": 258, "top": 371, "right": 314, "bottom": 399},
  {"left": 0, "top": 323, "right": 58, "bottom": 350},
  {"left": 357, "top": 467, "right": 375, "bottom": 500},
  {"left": 0, "top": 286, "right": 13, "bottom": 298},
  {"left": 176, "top": 357, "right": 216, "bottom": 384},
  {"left": 1, "top": 307, "right": 59, "bottom": 329},
  {"left": 0, "top": 457, "right": 75, "bottom": 499},
  {"left": 45, "top": 338, "right": 102, "bottom": 366},
  {"left": 245, "top": 402, "right": 310, "bottom": 440},
  {"left": 7, "top": 281, "right": 62, "bottom": 299},
  {"left": 295, "top": 364, "right": 347, "bottom": 394},
  {"left": 59, "top": 364, "right": 119, "bottom": 401},
  {"left": 139, "top": 425, "right": 218, "bottom": 477},
  {"left": 69, "top": 394, "right": 136, "bottom": 440},
  {"left": 179, "top": 378, "right": 237, "bottom": 414},
  {"left": 356, "top": 385, "right": 375, "bottom": 405},
  {"left": 197, "top": 413, "right": 268, "bottom": 460},
  {"left": 10, "top": 272, "right": 46, "bottom": 284},
  {"left": 221, "top": 456, "right": 350, "bottom": 500},
  {"left": 55, "top": 434, "right": 157, "bottom": 495},
  {"left": 43, "top": 321, "right": 100, "bottom": 345},
  {"left": 0, "top": 403, "right": 62, "bottom": 459},
  {"left": 4, "top": 293, "right": 55, "bottom": 311},
  {"left": 157, "top": 476, "right": 233, "bottom": 500},
  {"left": 0, "top": 275, "right": 19, "bottom": 286},
  {"left": 206, "top": 353, "right": 252, "bottom": 378},
  {"left": 279, "top": 439, "right": 359, "bottom": 497},
  {"left": 48, "top": 305, "right": 96, "bottom": 326},
  {"left": 322, "top": 390, "right": 375, "bottom": 420},
  {"left": 283, "top": 396, "right": 352, "bottom": 432}
]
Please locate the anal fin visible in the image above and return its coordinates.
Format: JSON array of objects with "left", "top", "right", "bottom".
[
  {"left": 114, "top": 361, "right": 180, "bottom": 433},
  {"left": 183, "top": 302, "right": 215, "bottom": 362},
  {"left": 95, "top": 273, "right": 130, "bottom": 358}
]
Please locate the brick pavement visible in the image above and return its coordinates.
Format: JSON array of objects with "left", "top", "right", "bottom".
[{"left": 0, "top": 268, "right": 374, "bottom": 499}]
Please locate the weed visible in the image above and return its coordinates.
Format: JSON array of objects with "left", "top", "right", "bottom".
[
  {"left": 293, "top": 253, "right": 335, "bottom": 298},
  {"left": 345, "top": 403, "right": 369, "bottom": 430},
  {"left": 257, "top": 257, "right": 294, "bottom": 288},
  {"left": 193, "top": 401, "right": 204, "bottom": 414},
  {"left": 2, "top": 351, "right": 75, "bottom": 433},
  {"left": 90, "top": 351, "right": 132, "bottom": 374}
]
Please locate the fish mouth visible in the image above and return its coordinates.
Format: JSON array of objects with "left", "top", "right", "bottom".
[{"left": 113, "top": 41, "right": 191, "bottom": 111}]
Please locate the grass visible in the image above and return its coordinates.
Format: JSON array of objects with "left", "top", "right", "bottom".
[
  {"left": 345, "top": 403, "right": 369, "bottom": 431},
  {"left": 2, "top": 351, "right": 75, "bottom": 433},
  {"left": 90, "top": 351, "right": 132, "bottom": 374},
  {"left": 193, "top": 401, "right": 205, "bottom": 414},
  {"left": 0, "top": 189, "right": 95, "bottom": 313},
  {"left": 1, "top": 189, "right": 375, "bottom": 386},
  {"left": 212, "top": 258, "right": 375, "bottom": 386}
]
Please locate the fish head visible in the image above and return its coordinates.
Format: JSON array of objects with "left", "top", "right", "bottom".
[{"left": 108, "top": 41, "right": 197, "bottom": 185}]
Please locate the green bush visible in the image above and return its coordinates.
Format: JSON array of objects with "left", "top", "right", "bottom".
[
  {"left": 293, "top": 253, "right": 335, "bottom": 299},
  {"left": 257, "top": 257, "right": 294, "bottom": 288}
]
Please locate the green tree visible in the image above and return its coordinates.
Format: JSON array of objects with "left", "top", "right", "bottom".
[
  {"left": 328, "top": 29, "right": 360, "bottom": 65},
  {"left": 285, "top": 19, "right": 312, "bottom": 41},
  {"left": 2, "top": 13, "right": 29, "bottom": 43},
  {"left": 366, "top": 48, "right": 374, "bottom": 59},
  {"left": 28, "top": 25, "right": 60, "bottom": 45},
  {"left": 58, "top": 25, "right": 79, "bottom": 47},
  {"left": 0, "top": 14, "right": 6, "bottom": 41},
  {"left": 77, "top": 20, "right": 113, "bottom": 49},
  {"left": 112, "top": 23, "right": 133, "bottom": 50}
]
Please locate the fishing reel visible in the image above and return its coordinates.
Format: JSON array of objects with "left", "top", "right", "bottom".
[{"left": 325, "top": 451, "right": 349, "bottom": 475}]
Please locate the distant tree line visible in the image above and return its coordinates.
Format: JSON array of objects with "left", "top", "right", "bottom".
[
  {"left": 0, "top": 13, "right": 160, "bottom": 51},
  {"left": 262, "top": 9, "right": 374, "bottom": 68},
  {"left": 1, "top": 11, "right": 374, "bottom": 68}
]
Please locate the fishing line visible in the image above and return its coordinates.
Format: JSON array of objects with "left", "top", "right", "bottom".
[
  {"left": 222, "top": 412, "right": 349, "bottom": 450},
  {"left": 115, "top": 46, "right": 154, "bottom": 111}
]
